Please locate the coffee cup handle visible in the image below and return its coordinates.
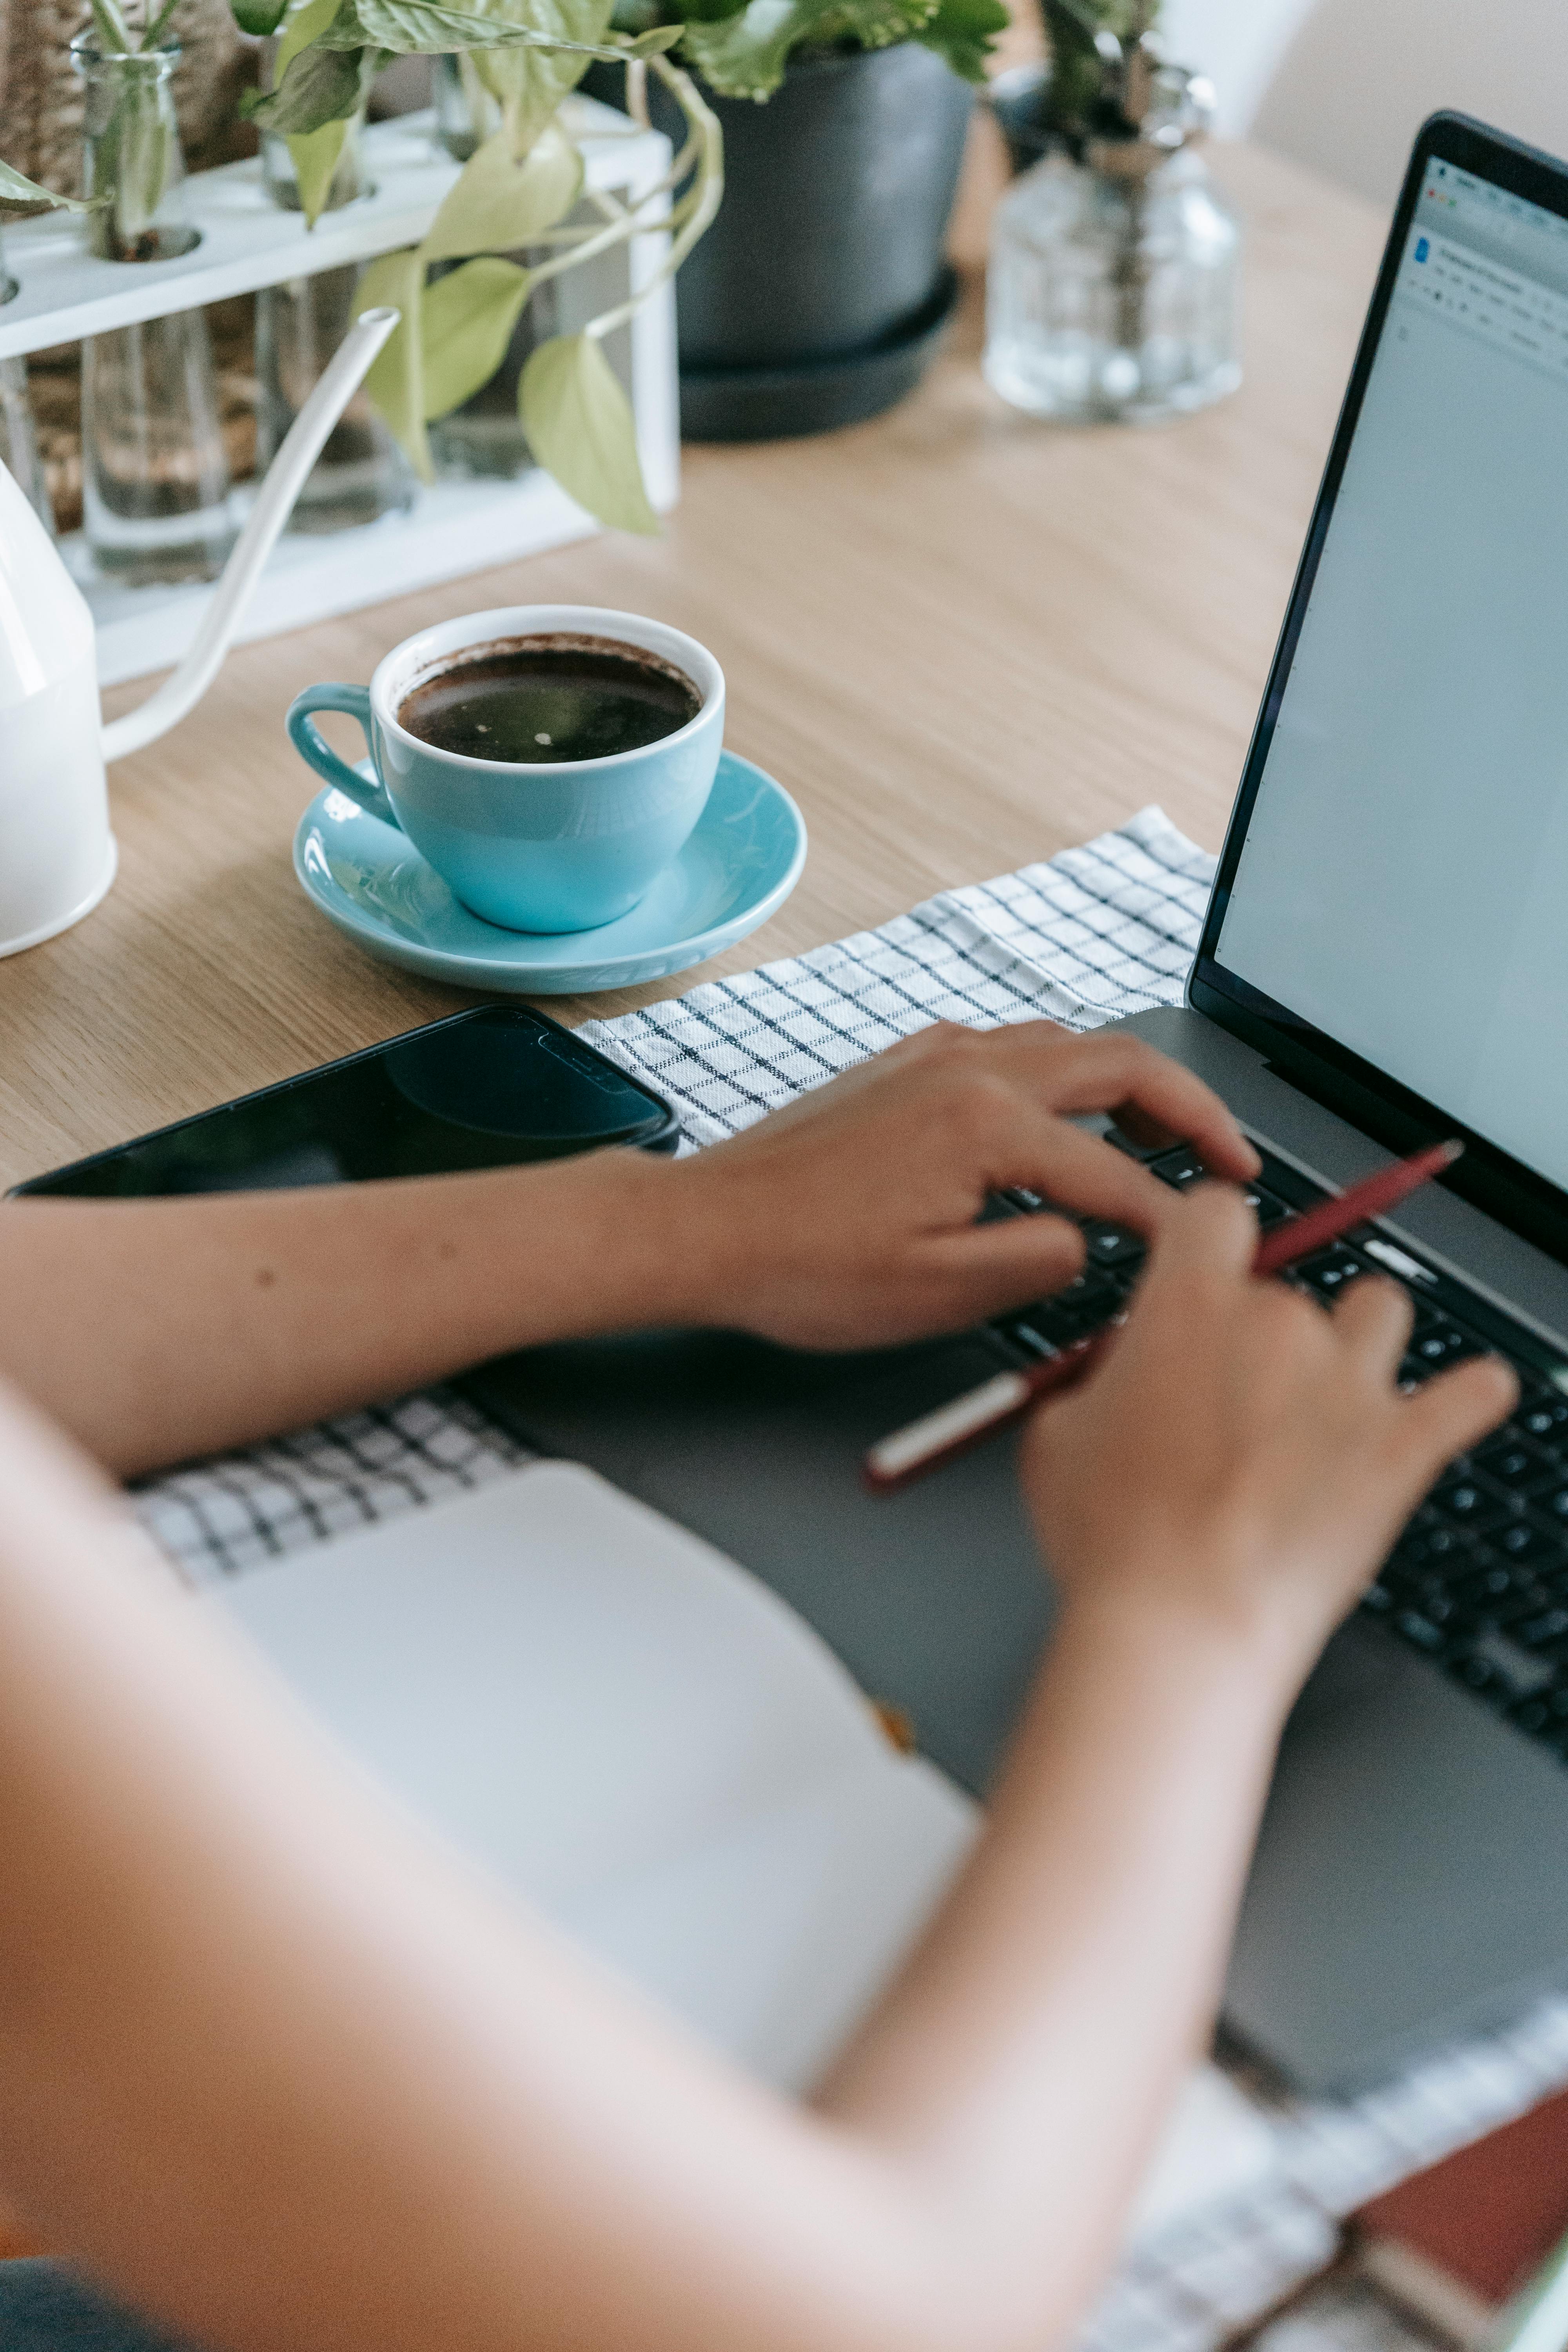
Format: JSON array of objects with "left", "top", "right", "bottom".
[{"left": 286, "top": 684, "right": 401, "bottom": 830}]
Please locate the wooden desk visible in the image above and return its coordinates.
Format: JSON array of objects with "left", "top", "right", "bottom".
[{"left": 0, "top": 141, "right": 1385, "bottom": 1193}]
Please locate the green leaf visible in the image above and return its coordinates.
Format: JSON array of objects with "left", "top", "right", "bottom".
[
  {"left": 669, "top": 0, "right": 745, "bottom": 25},
  {"left": 359, "top": 246, "right": 432, "bottom": 478},
  {"left": 681, "top": 0, "right": 797, "bottom": 94},
  {"left": 465, "top": 0, "right": 614, "bottom": 152},
  {"left": 420, "top": 121, "right": 581, "bottom": 262},
  {"left": 275, "top": 0, "right": 346, "bottom": 73},
  {"left": 808, "top": 0, "right": 933, "bottom": 43},
  {"left": 623, "top": 20, "right": 683, "bottom": 48},
  {"left": 682, "top": 0, "right": 928, "bottom": 86},
  {"left": 0, "top": 161, "right": 100, "bottom": 211},
  {"left": 229, "top": 0, "right": 292, "bottom": 32},
  {"left": 290, "top": 114, "right": 352, "bottom": 220},
  {"left": 240, "top": 40, "right": 366, "bottom": 129},
  {"left": 420, "top": 255, "right": 534, "bottom": 416},
  {"left": 519, "top": 332, "right": 658, "bottom": 535},
  {"left": 914, "top": 0, "right": 1005, "bottom": 78},
  {"left": 321, "top": 0, "right": 617, "bottom": 52}
]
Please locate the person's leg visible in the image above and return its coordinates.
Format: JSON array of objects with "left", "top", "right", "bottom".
[{"left": 0, "top": 2260, "right": 199, "bottom": 2350}]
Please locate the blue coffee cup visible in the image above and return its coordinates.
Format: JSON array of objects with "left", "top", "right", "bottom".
[{"left": 287, "top": 604, "right": 725, "bottom": 935}]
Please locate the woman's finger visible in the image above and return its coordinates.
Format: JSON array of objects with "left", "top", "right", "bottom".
[
  {"left": 990, "top": 1112, "right": 1188, "bottom": 1237},
  {"left": 1145, "top": 1180, "right": 1261, "bottom": 1283},
  {"left": 1326, "top": 1272, "right": 1414, "bottom": 1379},
  {"left": 982, "top": 1031, "right": 1259, "bottom": 1182},
  {"left": 927, "top": 1214, "right": 1090, "bottom": 1321},
  {"left": 1395, "top": 1353, "right": 1519, "bottom": 1486}
]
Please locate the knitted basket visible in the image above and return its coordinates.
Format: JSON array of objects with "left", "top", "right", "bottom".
[{"left": 0, "top": 0, "right": 254, "bottom": 195}]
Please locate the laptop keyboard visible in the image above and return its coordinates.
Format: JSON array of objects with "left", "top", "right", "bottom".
[{"left": 991, "top": 1140, "right": 1568, "bottom": 1768}]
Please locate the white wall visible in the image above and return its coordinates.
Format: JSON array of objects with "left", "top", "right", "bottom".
[
  {"left": 1160, "top": 0, "right": 1568, "bottom": 211},
  {"left": 1157, "top": 0, "right": 1317, "bottom": 140}
]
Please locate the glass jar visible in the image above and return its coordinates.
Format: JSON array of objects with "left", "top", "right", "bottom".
[
  {"left": 427, "top": 58, "right": 557, "bottom": 480},
  {"left": 435, "top": 52, "right": 503, "bottom": 162},
  {"left": 72, "top": 33, "right": 200, "bottom": 263},
  {"left": 73, "top": 34, "right": 236, "bottom": 583},
  {"left": 985, "top": 141, "right": 1241, "bottom": 425},
  {"left": 254, "top": 109, "right": 414, "bottom": 532}
]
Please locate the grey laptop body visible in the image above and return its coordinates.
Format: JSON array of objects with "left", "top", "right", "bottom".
[{"left": 470, "top": 112, "right": 1568, "bottom": 2094}]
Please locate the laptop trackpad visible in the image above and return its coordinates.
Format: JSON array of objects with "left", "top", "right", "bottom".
[{"left": 1227, "top": 1618, "right": 1568, "bottom": 2090}]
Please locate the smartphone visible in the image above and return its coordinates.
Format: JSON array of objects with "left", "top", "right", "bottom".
[{"left": 11, "top": 1007, "right": 680, "bottom": 1199}]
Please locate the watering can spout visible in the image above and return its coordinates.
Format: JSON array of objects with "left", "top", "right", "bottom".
[{"left": 100, "top": 305, "right": 401, "bottom": 763}]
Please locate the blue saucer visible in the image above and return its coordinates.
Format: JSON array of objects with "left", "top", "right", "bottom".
[{"left": 294, "top": 750, "right": 807, "bottom": 995}]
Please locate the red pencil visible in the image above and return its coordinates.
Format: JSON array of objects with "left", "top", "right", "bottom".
[{"left": 862, "top": 1138, "right": 1464, "bottom": 1494}]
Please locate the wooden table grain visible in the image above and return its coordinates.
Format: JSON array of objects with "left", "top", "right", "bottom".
[{"left": 0, "top": 140, "right": 1386, "bottom": 1194}]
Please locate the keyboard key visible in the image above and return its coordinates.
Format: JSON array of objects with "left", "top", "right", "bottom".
[
  {"left": 1391, "top": 1521, "right": 1474, "bottom": 1575},
  {"left": 1517, "top": 1606, "right": 1568, "bottom": 1650},
  {"left": 1397, "top": 1608, "right": 1451, "bottom": 1654},
  {"left": 1006, "top": 1301, "right": 1088, "bottom": 1349},
  {"left": 1295, "top": 1247, "right": 1367, "bottom": 1301},
  {"left": 1465, "top": 1630, "right": 1554, "bottom": 1695},
  {"left": 1411, "top": 1324, "right": 1484, "bottom": 1370},
  {"left": 1080, "top": 1222, "right": 1145, "bottom": 1268},
  {"left": 1244, "top": 1183, "right": 1292, "bottom": 1229},
  {"left": 1511, "top": 1688, "right": 1568, "bottom": 1736},
  {"left": 1489, "top": 1519, "right": 1568, "bottom": 1570},
  {"left": 1147, "top": 1148, "right": 1207, "bottom": 1190},
  {"left": 1429, "top": 1476, "right": 1512, "bottom": 1534},
  {"left": 1520, "top": 1394, "right": 1568, "bottom": 1447},
  {"left": 1451, "top": 1568, "right": 1546, "bottom": 1625},
  {"left": 1053, "top": 1270, "right": 1118, "bottom": 1320},
  {"left": 1475, "top": 1435, "right": 1555, "bottom": 1490},
  {"left": 1529, "top": 1479, "right": 1568, "bottom": 1521}
]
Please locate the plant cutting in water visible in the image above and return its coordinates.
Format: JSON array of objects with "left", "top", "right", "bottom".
[
  {"left": 235, "top": 0, "right": 724, "bottom": 533},
  {"left": 0, "top": 0, "right": 177, "bottom": 238},
  {"left": 1035, "top": 0, "right": 1163, "bottom": 150}
]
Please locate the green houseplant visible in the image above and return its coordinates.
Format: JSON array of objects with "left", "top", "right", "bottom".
[
  {"left": 582, "top": 0, "right": 1007, "bottom": 438},
  {"left": 237, "top": 0, "right": 724, "bottom": 530},
  {"left": 2, "top": 0, "right": 722, "bottom": 535}
]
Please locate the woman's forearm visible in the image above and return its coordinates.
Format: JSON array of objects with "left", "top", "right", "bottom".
[
  {"left": 0, "top": 1392, "right": 1295, "bottom": 2352},
  {"left": 0, "top": 1022, "right": 1265, "bottom": 1479},
  {"left": 814, "top": 1593, "right": 1292, "bottom": 2346},
  {"left": 0, "top": 1149, "right": 690, "bottom": 1476}
]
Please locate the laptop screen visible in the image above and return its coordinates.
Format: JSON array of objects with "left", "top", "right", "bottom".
[{"left": 1209, "top": 152, "right": 1568, "bottom": 1196}]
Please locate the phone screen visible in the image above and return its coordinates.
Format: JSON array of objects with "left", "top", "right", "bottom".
[{"left": 13, "top": 1009, "right": 679, "bottom": 1198}]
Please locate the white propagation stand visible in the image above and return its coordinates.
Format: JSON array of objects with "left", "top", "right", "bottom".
[{"left": 0, "top": 97, "right": 679, "bottom": 688}]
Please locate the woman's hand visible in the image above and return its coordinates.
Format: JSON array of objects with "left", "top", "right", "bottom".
[
  {"left": 1021, "top": 1183, "right": 1519, "bottom": 1685},
  {"left": 666, "top": 1020, "right": 1259, "bottom": 1350}
]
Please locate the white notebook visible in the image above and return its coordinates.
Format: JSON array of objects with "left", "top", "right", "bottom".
[{"left": 204, "top": 1462, "right": 1279, "bottom": 2241}]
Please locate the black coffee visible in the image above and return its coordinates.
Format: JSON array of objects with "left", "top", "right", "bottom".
[{"left": 396, "top": 633, "right": 702, "bottom": 765}]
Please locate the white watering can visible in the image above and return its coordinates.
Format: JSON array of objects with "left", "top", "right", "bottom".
[{"left": 0, "top": 305, "right": 398, "bottom": 958}]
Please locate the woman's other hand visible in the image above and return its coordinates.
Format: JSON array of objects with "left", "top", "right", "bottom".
[
  {"left": 1021, "top": 1182, "right": 1519, "bottom": 1687},
  {"left": 669, "top": 1020, "right": 1259, "bottom": 1350}
]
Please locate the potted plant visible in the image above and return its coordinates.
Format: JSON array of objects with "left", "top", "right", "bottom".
[
  {"left": 3, "top": 0, "right": 724, "bottom": 537},
  {"left": 585, "top": 0, "right": 1009, "bottom": 438}
]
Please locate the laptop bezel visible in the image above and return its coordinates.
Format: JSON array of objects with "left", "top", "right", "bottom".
[{"left": 1189, "top": 111, "right": 1568, "bottom": 1271}]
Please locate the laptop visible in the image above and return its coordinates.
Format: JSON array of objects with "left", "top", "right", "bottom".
[{"left": 469, "top": 111, "right": 1568, "bottom": 2094}]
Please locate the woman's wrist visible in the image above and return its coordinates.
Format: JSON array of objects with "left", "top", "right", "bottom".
[
  {"left": 513, "top": 1146, "right": 720, "bottom": 1339},
  {"left": 1047, "top": 1569, "right": 1318, "bottom": 1724}
]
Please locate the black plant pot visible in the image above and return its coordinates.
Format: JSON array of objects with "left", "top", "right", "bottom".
[{"left": 585, "top": 44, "right": 973, "bottom": 439}]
